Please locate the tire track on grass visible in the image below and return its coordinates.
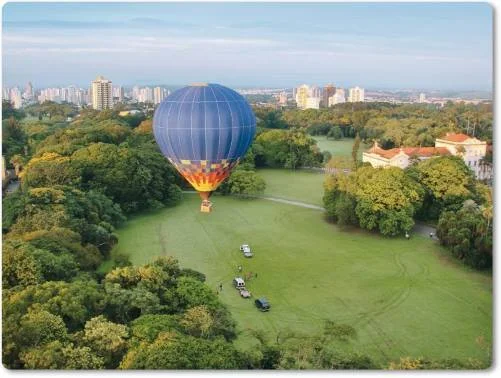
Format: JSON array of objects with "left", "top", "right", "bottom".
[{"left": 351, "top": 252, "right": 413, "bottom": 357}]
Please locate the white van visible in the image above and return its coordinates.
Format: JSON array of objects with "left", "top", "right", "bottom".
[{"left": 233, "top": 277, "right": 246, "bottom": 289}]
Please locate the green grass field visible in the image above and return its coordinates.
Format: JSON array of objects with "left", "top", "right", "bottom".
[
  {"left": 312, "top": 136, "right": 367, "bottom": 159},
  {"left": 257, "top": 168, "right": 326, "bottom": 205},
  {"left": 112, "top": 194, "right": 492, "bottom": 365}
]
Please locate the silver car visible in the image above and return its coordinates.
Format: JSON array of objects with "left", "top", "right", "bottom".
[{"left": 240, "top": 244, "right": 253, "bottom": 258}]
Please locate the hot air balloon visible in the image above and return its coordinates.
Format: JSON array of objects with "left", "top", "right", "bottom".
[{"left": 153, "top": 83, "right": 256, "bottom": 212}]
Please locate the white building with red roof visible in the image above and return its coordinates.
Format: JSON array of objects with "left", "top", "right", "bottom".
[
  {"left": 435, "top": 133, "right": 491, "bottom": 179},
  {"left": 363, "top": 142, "right": 450, "bottom": 169},
  {"left": 363, "top": 133, "right": 492, "bottom": 180}
]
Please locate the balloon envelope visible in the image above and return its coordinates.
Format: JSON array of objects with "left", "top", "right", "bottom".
[{"left": 153, "top": 83, "right": 256, "bottom": 195}]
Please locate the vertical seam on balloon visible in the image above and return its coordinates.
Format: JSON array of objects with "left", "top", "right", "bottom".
[
  {"left": 164, "top": 101, "right": 175, "bottom": 158},
  {"left": 161, "top": 98, "right": 174, "bottom": 159},
  {"left": 158, "top": 98, "right": 172, "bottom": 159},
  {"left": 203, "top": 87, "right": 208, "bottom": 162},
  {"left": 177, "top": 87, "right": 193, "bottom": 159},
  {"left": 217, "top": 86, "right": 235, "bottom": 162},
  {"left": 227, "top": 89, "right": 244, "bottom": 160},
  {"left": 190, "top": 88, "right": 195, "bottom": 163},
  {"left": 209, "top": 85, "right": 221, "bottom": 162}
]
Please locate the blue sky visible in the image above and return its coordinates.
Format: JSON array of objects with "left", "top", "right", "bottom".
[{"left": 2, "top": 2, "right": 493, "bottom": 90}]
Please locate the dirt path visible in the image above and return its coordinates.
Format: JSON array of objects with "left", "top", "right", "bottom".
[{"left": 182, "top": 191, "right": 436, "bottom": 237}]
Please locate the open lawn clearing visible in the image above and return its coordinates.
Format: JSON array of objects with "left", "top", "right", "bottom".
[{"left": 111, "top": 194, "right": 492, "bottom": 365}]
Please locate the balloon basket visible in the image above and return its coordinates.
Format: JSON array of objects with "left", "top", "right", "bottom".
[{"left": 200, "top": 200, "right": 212, "bottom": 213}]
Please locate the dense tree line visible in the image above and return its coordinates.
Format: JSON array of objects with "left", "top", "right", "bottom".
[
  {"left": 252, "top": 128, "right": 323, "bottom": 169},
  {"left": 324, "top": 166, "right": 424, "bottom": 236},
  {"left": 256, "top": 102, "right": 492, "bottom": 149},
  {"left": 2, "top": 101, "right": 28, "bottom": 166},
  {"left": 323, "top": 156, "right": 492, "bottom": 269},
  {"left": 17, "top": 115, "right": 182, "bottom": 213},
  {"left": 24, "top": 101, "right": 78, "bottom": 121}
]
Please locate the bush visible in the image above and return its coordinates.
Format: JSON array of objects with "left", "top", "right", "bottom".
[{"left": 227, "top": 170, "right": 266, "bottom": 198}]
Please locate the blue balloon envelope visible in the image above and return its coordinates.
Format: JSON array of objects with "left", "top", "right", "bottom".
[{"left": 153, "top": 83, "right": 256, "bottom": 201}]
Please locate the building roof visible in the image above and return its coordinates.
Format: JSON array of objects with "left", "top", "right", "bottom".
[
  {"left": 368, "top": 144, "right": 450, "bottom": 160},
  {"left": 439, "top": 133, "right": 471, "bottom": 143}
]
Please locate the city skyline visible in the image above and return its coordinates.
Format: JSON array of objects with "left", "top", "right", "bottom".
[{"left": 2, "top": 2, "right": 493, "bottom": 90}]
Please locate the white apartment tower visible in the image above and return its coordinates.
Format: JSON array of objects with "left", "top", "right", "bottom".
[
  {"left": 91, "top": 75, "right": 113, "bottom": 110},
  {"left": 348, "top": 86, "right": 365, "bottom": 103},
  {"left": 154, "top": 87, "right": 167, "bottom": 104},
  {"left": 23, "top": 82, "right": 34, "bottom": 100},
  {"left": 10, "top": 87, "right": 22, "bottom": 109},
  {"left": 278, "top": 91, "right": 288, "bottom": 105},
  {"left": 295, "top": 84, "right": 310, "bottom": 109},
  {"left": 328, "top": 88, "right": 346, "bottom": 106}
]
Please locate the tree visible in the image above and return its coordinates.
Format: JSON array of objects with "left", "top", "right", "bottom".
[
  {"left": 70, "top": 143, "right": 182, "bottom": 212},
  {"left": 81, "top": 316, "right": 129, "bottom": 368},
  {"left": 254, "top": 128, "right": 320, "bottom": 169},
  {"left": 351, "top": 133, "right": 361, "bottom": 169},
  {"left": 180, "top": 305, "right": 215, "bottom": 338},
  {"left": 354, "top": 167, "right": 423, "bottom": 235},
  {"left": 2, "top": 117, "right": 27, "bottom": 162},
  {"left": 436, "top": 207, "right": 492, "bottom": 269},
  {"left": 2, "top": 99, "right": 26, "bottom": 120},
  {"left": 2, "top": 240, "right": 41, "bottom": 288},
  {"left": 18, "top": 309, "right": 68, "bottom": 348},
  {"left": 410, "top": 156, "right": 475, "bottom": 219},
  {"left": 120, "top": 332, "right": 243, "bottom": 369},
  {"left": 323, "top": 166, "right": 423, "bottom": 236},
  {"left": 227, "top": 170, "right": 266, "bottom": 198},
  {"left": 20, "top": 341, "right": 104, "bottom": 369},
  {"left": 258, "top": 110, "right": 288, "bottom": 129},
  {"left": 21, "top": 152, "right": 79, "bottom": 188},
  {"left": 388, "top": 357, "right": 485, "bottom": 370},
  {"left": 327, "top": 126, "right": 343, "bottom": 140}
]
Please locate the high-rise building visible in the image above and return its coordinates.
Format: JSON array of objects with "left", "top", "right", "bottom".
[
  {"left": 278, "top": 91, "right": 288, "bottom": 105},
  {"left": 9, "top": 87, "right": 22, "bottom": 109},
  {"left": 154, "top": 87, "right": 167, "bottom": 104},
  {"left": 3, "top": 87, "right": 10, "bottom": 100},
  {"left": 112, "top": 86, "right": 124, "bottom": 102},
  {"left": 309, "top": 85, "right": 321, "bottom": 98},
  {"left": 132, "top": 86, "right": 140, "bottom": 101},
  {"left": 23, "top": 81, "right": 33, "bottom": 100},
  {"left": 328, "top": 88, "right": 346, "bottom": 106},
  {"left": 91, "top": 75, "right": 113, "bottom": 110},
  {"left": 419, "top": 93, "right": 426, "bottom": 103},
  {"left": 305, "top": 97, "right": 320, "bottom": 109},
  {"left": 138, "top": 87, "right": 154, "bottom": 103},
  {"left": 348, "top": 86, "right": 365, "bottom": 103},
  {"left": 322, "top": 84, "right": 336, "bottom": 107},
  {"left": 295, "top": 84, "right": 309, "bottom": 109}
]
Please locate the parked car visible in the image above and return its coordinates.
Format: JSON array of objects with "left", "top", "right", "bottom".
[
  {"left": 233, "top": 277, "right": 246, "bottom": 289},
  {"left": 255, "top": 297, "right": 271, "bottom": 311},
  {"left": 240, "top": 244, "right": 253, "bottom": 257},
  {"left": 239, "top": 289, "right": 251, "bottom": 298}
]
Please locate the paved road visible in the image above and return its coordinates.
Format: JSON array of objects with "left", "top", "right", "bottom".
[
  {"left": 3, "top": 179, "right": 20, "bottom": 196},
  {"left": 182, "top": 191, "right": 436, "bottom": 237},
  {"left": 412, "top": 222, "right": 438, "bottom": 240}
]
